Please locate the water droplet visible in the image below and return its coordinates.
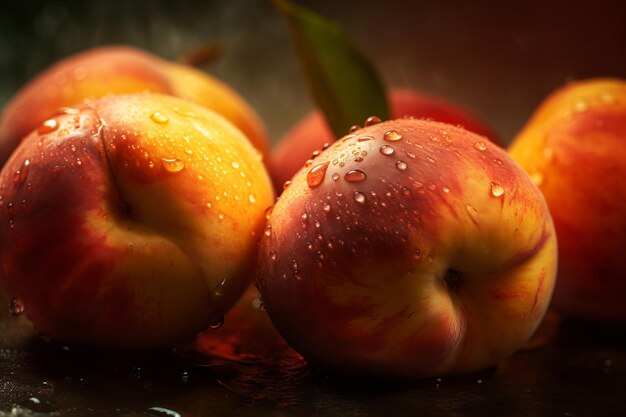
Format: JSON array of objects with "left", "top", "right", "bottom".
[
  {"left": 396, "top": 160, "right": 407, "bottom": 171},
  {"left": 231, "top": 161, "right": 240, "bottom": 169},
  {"left": 354, "top": 157, "right": 364, "bottom": 162},
  {"left": 13, "top": 160, "right": 30, "bottom": 186},
  {"left": 358, "top": 135, "right": 374, "bottom": 142},
  {"left": 348, "top": 125, "right": 361, "bottom": 133},
  {"left": 9, "top": 299, "right": 23, "bottom": 316},
  {"left": 354, "top": 191, "right": 366, "bottom": 204},
  {"left": 208, "top": 313, "right": 224, "bottom": 330},
  {"left": 493, "top": 158, "right": 503, "bottom": 165},
  {"left": 331, "top": 173, "right": 340, "bottom": 181},
  {"left": 345, "top": 169, "right": 367, "bottom": 182},
  {"left": 283, "top": 180, "right": 292, "bottom": 190},
  {"left": 37, "top": 119, "right": 58, "bottom": 134},
  {"left": 252, "top": 298, "right": 266, "bottom": 311},
  {"left": 364, "top": 116, "right": 382, "bottom": 126},
  {"left": 413, "top": 250, "right": 421, "bottom": 260},
  {"left": 18, "top": 396, "right": 57, "bottom": 413},
  {"left": 291, "top": 260, "right": 299, "bottom": 270},
  {"left": 150, "top": 111, "right": 169, "bottom": 124},
  {"left": 263, "top": 225, "right": 272, "bottom": 237},
  {"left": 323, "top": 202, "right": 331, "bottom": 213},
  {"left": 474, "top": 141, "right": 487, "bottom": 151},
  {"left": 600, "top": 90, "right": 616, "bottom": 104},
  {"left": 490, "top": 182, "right": 505, "bottom": 197},
  {"left": 248, "top": 194, "right": 256, "bottom": 204},
  {"left": 380, "top": 145, "right": 394, "bottom": 156},
  {"left": 384, "top": 130, "right": 402, "bottom": 141},
  {"left": 402, "top": 187, "right": 411, "bottom": 197},
  {"left": 161, "top": 158, "right": 184, "bottom": 173},
  {"left": 264, "top": 206, "right": 273, "bottom": 220},
  {"left": 442, "top": 185, "right": 450, "bottom": 193},
  {"left": 173, "top": 107, "right": 197, "bottom": 118},
  {"left": 270, "top": 251, "right": 277, "bottom": 261},
  {"left": 218, "top": 212, "right": 225, "bottom": 221},
  {"left": 572, "top": 98, "right": 588, "bottom": 113},
  {"left": 307, "top": 162, "right": 329, "bottom": 188}
]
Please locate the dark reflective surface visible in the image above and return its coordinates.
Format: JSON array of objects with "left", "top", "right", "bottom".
[{"left": 1, "top": 293, "right": 625, "bottom": 416}]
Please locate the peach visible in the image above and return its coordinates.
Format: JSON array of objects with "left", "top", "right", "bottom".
[
  {"left": 258, "top": 118, "right": 556, "bottom": 377},
  {"left": 0, "top": 46, "right": 269, "bottom": 166},
  {"left": 269, "top": 88, "right": 500, "bottom": 190},
  {"left": 0, "top": 93, "right": 274, "bottom": 348},
  {"left": 509, "top": 78, "right": 626, "bottom": 322}
]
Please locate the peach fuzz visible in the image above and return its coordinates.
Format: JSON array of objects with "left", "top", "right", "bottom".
[
  {"left": 258, "top": 118, "right": 556, "bottom": 377},
  {"left": 269, "top": 88, "right": 500, "bottom": 190},
  {"left": 0, "top": 93, "right": 274, "bottom": 348},
  {"left": 0, "top": 45, "right": 269, "bottom": 166},
  {"left": 509, "top": 78, "right": 626, "bottom": 322}
]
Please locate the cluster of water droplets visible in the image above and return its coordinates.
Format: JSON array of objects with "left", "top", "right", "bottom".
[{"left": 145, "top": 107, "right": 260, "bottom": 223}]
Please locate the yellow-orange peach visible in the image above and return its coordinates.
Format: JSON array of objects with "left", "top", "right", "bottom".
[
  {"left": 258, "top": 118, "right": 556, "bottom": 377},
  {"left": 0, "top": 93, "right": 274, "bottom": 348},
  {"left": 509, "top": 78, "right": 626, "bottom": 322},
  {"left": 269, "top": 89, "right": 500, "bottom": 190},
  {"left": 0, "top": 46, "right": 269, "bottom": 166}
]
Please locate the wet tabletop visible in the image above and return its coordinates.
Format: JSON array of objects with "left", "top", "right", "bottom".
[{"left": 1, "top": 294, "right": 625, "bottom": 417}]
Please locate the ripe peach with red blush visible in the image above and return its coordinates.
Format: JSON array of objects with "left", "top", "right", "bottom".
[
  {"left": 509, "top": 78, "right": 626, "bottom": 322},
  {"left": 258, "top": 118, "right": 556, "bottom": 377},
  {"left": 0, "top": 93, "right": 274, "bottom": 348}
]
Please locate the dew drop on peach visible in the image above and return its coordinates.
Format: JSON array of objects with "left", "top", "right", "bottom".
[
  {"left": 490, "top": 182, "right": 505, "bottom": 197},
  {"left": 474, "top": 141, "right": 487, "bottom": 151},
  {"left": 384, "top": 130, "right": 402, "bottom": 142},
  {"left": 307, "top": 162, "right": 329, "bottom": 188},
  {"left": 13, "top": 159, "right": 30, "bottom": 186},
  {"left": 150, "top": 111, "right": 169, "bottom": 124},
  {"left": 354, "top": 191, "right": 366, "bottom": 204},
  {"left": 37, "top": 119, "right": 59, "bottom": 135},
  {"left": 161, "top": 158, "right": 185, "bottom": 173},
  {"left": 396, "top": 160, "right": 408, "bottom": 171},
  {"left": 345, "top": 169, "right": 367, "bottom": 183},
  {"left": 208, "top": 313, "right": 224, "bottom": 330},
  {"left": 572, "top": 98, "right": 588, "bottom": 113},
  {"left": 364, "top": 116, "right": 381, "bottom": 126},
  {"left": 9, "top": 298, "right": 23, "bottom": 316},
  {"left": 380, "top": 145, "right": 394, "bottom": 156}
]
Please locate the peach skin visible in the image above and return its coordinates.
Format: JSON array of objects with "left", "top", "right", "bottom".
[
  {"left": 0, "top": 93, "right": 274, "bottom": 348},
  {"left": 258, "top": 118, "right": 557, "bottom": 377},
  {"left": 509, "top": 78, "right": 626, "bottom": 322},
  {"left": 0, "top": 45, "right": 269, "bottom": 166}
]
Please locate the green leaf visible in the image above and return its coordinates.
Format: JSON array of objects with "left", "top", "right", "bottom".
[{"left": 275, "top": 0, "right": 389, "bottom": 139}]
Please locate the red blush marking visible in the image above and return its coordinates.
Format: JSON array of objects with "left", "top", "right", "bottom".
[
  {"left": 531, "top": 268, "right": 546, "bottom": 312},
  {"left": 490, "top": 288, "right": 529, "bottom": 300}
]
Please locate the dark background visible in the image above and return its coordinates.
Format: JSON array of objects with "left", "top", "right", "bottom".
[
  {"left": 1, "top": 0, "right": 625, "bottom": 144},
  {"left": 0, "top": 1, "right": 625, "bottom": 416}
]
